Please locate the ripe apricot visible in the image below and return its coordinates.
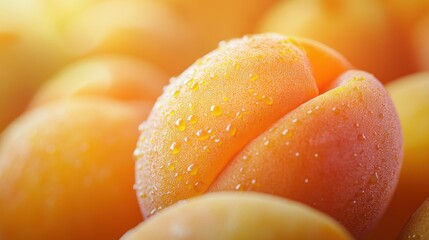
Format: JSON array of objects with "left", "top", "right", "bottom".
[
  {"left": 0, "top": 99, "right": 150, "bottom": 240},
  {"left": 122, "top": 192, "right": 353, "bottom": 240},
  {"left": 30, "top": 55, "right": 168, "bottom": 107},
  {"left": 156, "top": 0, "right": 279, "bottom": 56},
  {"left": 63, "top": 0, "right": 199, "bottom": 75},
  {"left": 413, "top": 14, "right": 429, "bottom": 70},
  {"left": 0, "top": 55, "right": 168, "bottom": 239},
  {"left": 398, "top": 198, "right": 429, "bottom": 240},
  {"left": 257, "top": 0, "right": 416, "bottom": 82},
  {"left": 134, "top": 33, "right": 402, "bottom": 237},
  {"left": 0, "top": 0, "right": 69, "bottom": 132},
  {"left": 365, "top": 72, "right": 429, "bottom": 240}
]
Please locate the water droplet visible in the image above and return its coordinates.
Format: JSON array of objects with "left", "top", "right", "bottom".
[
  {"left": 370, "top": 172, "right": 379, "bottom": 185},
  {"left": 235, "top": 184, "right": 242, "bottom": 190},
  {"left": 304, "top": 178, "right": 309, "bottom": 183},
  {"left": 332, "top": 107, "right": 337, "bottom": 112},
  {"left": 133, "top": 148, "right": 143, "bottom": 157},
  {"left": 295, "top": 152, "right": 300, "bottom": 157},
  {"left": 355, "top": 123, "right": 360, "bottom": 128},
  {"left": 190, "top": 82, "right": 199, "bottom": 91},
  {"left": 210, "top": 105, "right": 222, "bottom": 116},
  {"left": 175, "top": 118, "right": 186, "bottom": 131},
  {"left": 357, "top": 134, "right": 367, "bottom": 141},
  {"left": 242, "top": 155, "right": 250, "bottom": 161},
  {"left": 251, "top": 179, "right": 257, "bottom": 185},
  {"left": 263, "top": 95, "right": 273, "bottom": 105},
  {"left": 194, "top": 181, "right": 206, "bottom": 192},
  {"left": 282, "top": 129, "right": 289, "bottom": 136},
  {"left": 196, "top": 129, "right": 209, "bottom": 141},
  {"left": 226, "top": 124, "right": 237, "bottom": 136},
  {"left": 249, "top": 74, "right": 259, "bottom": 81},
  {"left": 203, "top": 146, "right": 210, "bottom": 153},
  {"left": 264, "top": 140, "right": 270, "bottom": 146},
  {"left": 168, "top": 162, "right": 175, "bottom": 171},
  {"left": 170, "top": 142, "right": 181, "bottom": 155},
  {"left": 187, "top": 115, "right": 197, "bottom": 124},
  {"left": 314, "top": 153, "right": 319, "bottom": 158},
  {"left": 292, "top": 118, "right": 299, "bottom": 123},
  {"left": 307, "top": 110, "right": 313, "bottom": 114},
  {"left": 173, "top": 90, "right": 180, "bottom": 97},
  {"left": 315, "top": 106, "right": 320, "bottom": 110},
  {"left": 187, "top": 164, "right": 199, "bottom": 176}
]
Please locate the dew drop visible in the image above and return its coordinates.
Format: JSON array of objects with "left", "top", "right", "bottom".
[
  {"left": 196, "top": 129, "right": 209, "bottom": 141},
  {"left": 175, "top": 118, "right": 186, "bottom": 131},
  {"left": 307, "top": 110, "right": 313, "bottom": 114},
  {"left": 249, "top": 74, "right": 259, "bottom": 81},
  {"left": 357, "top": 133, "right": 367, "bottom": 141},
  {"left": 187, "top": 164, "right": 199, "bottom": 176},
  {"left": 226, "top": 124, "right": 237, "bottom": 136},
  {"left": 370, "top": 172, "right": 379, "bottom": 185},
  {"left": 187, "top": 115, "right": 198, "bottom": 124},
  {"left": 282, "top": 129, "right": 289, "bottom": 136},
  {"left": 190, "top": 82, "right": 199, "bottom": 91},
  {"left": 170, "top": 142, "right": 181, "bottom": 155},
  {"left": 167, "top": 162, "right": 175, "bottom": 171},
  {"left": 210, "top": 105, "right": 222, "bottom": 116},
  {"left": 251, "top": 179, "right": 257, "bottom": 185},
  {"left": 173, "top": 90, "right": 180, "bottom": 97},
  {"left": 203, "top": 146, "right": 210, "bottom": 153}
]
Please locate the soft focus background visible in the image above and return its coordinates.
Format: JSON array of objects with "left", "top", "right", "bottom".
[{"left": 0, "top": 0, "right": 428, "bottom": 240}]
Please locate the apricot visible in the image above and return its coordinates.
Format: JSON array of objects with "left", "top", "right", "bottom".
[
  {"left": 156, "top": 0, "right": 279, "bottom": 56},
  {"left": 0, "top": 0, "right": 69, "bottom": 132},
  {"left": 413, "top": 14, "right": 429, "bottom": 70},
  {"left": 63, "top": 0, "right": 199, "bottom": 75},
  {"left": 398, "top": 198, "right": 429, "bottom": 240},
  {"left": 134, "top": 33, "right": 402, "bottom": 237},
  {"left": 256, "top": 0, "right": 416, "bottom": 82},
  {"left": 122, "top": 192, "right": 353, "bottom": 240},
  {"left": 0, "top": 99, "right": 151, "bottom": 240},
  {"left": 30, "top": 55, "right": 169, "bottom": 107},
  {"left": 365, "top": 72, "right": 429, "bottom": 240}
]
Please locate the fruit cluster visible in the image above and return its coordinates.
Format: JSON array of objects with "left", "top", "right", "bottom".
[{"left": 0, "top": 0, "right": 428, "bottom": 240}]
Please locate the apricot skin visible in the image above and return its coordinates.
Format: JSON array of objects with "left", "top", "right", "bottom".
[
  {"left": 0, "top": 99, "right": 150, "bottom": 240},
  {"left": 398, "top": 198, "right": 429, "bottom": 240},
  {"left": 134, "top": 34, "right": 402, "bottom": 238},
  {"left": 365, "top": 72, "right": 429, "bottom": 240},
  {"left": 122, "top": 192, "right": 353, "bottom": 240},
  {"left": 30, "top": 55, "right": 168, "bottom": 107}
]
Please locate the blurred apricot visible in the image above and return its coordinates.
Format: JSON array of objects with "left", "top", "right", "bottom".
[
  {"left": 134, "top": 33, "right": 402, "bottom": 237},
  {"left": 63, "top": 0, "right": 199, "bottom": 75},
  {"left": 257, "top": 0, "right": 417, "bottom": 82},
  {"left": 0, "top": 0, "right": 69, "bottom": 132},
  {"left": 365, "top": 72, "right": 429, "bottom": 240},
  {"left": 31, "top": 55, "right": 169, "bottom": 107},
  {"left": 413, "top": 14, "right": 429, "bottom": 70},
  {"left": 398, "top": 198, "right": 429, "bottom": 240},
  {"left": 122, "top": 192, "right": 353, "bottom": 240},
  {"left": 156, "top": 0, "right": 279, "bottom": 56}
]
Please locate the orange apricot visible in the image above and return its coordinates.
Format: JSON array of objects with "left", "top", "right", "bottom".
[
  {"left": 398, "top": 198, "right": 429, "bottom": 240},
  {"left": 30, "top": 55, "right": 169, "bottom": 107},
  {"left": 413, "top": 14, "right": 429, "bottom": 70},
  {"left": 0, "top": 0, "right": 69, "bottom": 132},
  {"left": 365, "top": 72, "right": 429, "bottom": 240},
  {"left": 63, "top": 0, "right": 199, "bottom": 75},
  {"left": 156, "top": 0, "right": 279, "bottom": 55},
  {"left": 0, "top": 99, "right": 150, "bottom": 240},
  {"left": 122, "top": 192, "right": 353, "bottom": 240},
  {"left": 256, "top": 0, "right": 417, "bottom": 82},
  {"left": 134, "top": 33, "right": 402, "bottom": 237}
]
